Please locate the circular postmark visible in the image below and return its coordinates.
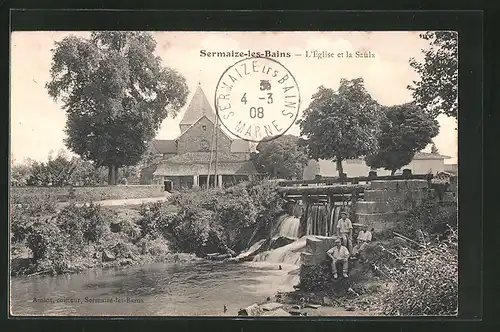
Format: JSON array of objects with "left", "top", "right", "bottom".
[{"left": 214, "top": 57, "right": 301, "bottom": 143}]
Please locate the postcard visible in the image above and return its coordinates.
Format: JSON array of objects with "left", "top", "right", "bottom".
[{"left": 10, "top": 31, "right": 458, "bottom": 317}]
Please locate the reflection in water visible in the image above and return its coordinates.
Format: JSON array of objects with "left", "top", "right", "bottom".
[{"left": 11, "top": 260, "right": 298, "bottom": 316}]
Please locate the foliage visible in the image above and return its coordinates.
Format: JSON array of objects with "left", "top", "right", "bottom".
[
  {"left": 380, "top": 229, "right": 458, "bottom": 316},
  {"left": 11, "top": 163, "right": 32, "bottom": 186},
  {"left": 136, "top": 180, "right": 286, "bottom": 256},
  {"left": 251, "top": 135, "right": 310, "bottom": 179},
  {"left": 46, "top": 31, "right": 189, "bottom": 184},
  {"left": 11, "top": 150, "right": 144, "bottom": 187},
  {"left": 26, "top": 216, "right": 70, "bottom": 265},
  {"left": 431, "top": 143, "right": 439, "bottom": 154},
  {"left": 298, "top": 78, "right": 381, "bottom": 176},
  {"left": 408, "top": 31, "right": 458, "bottom": 119},
  {"left": 365, "top": 103, "right": 439, "bottom": 175},
  {"left": 26, "top": 150, "right": 76, "bottom": 186},
  {"left": 394, "top": 197, "right": 457, "bottom": 239},
  {"left": 245, "top": 180, "right": 286, "bottom": 236},
  {"left": 10, "top": 194, "right": 58, "bottom": 243}
]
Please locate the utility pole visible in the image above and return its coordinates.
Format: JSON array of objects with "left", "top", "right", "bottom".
[{"left": 214, "top": 113, "right": 219, "bottom": 188}]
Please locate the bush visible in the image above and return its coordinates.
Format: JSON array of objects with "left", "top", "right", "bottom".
[
  {"left": 18, "top": 202, "right": 115, "bottom": 274},
  {"left": 25, "top": 216, "right": 73, "bottom": 274},
  {"left": 137, "top": 180, "right": 287, "bottom": 257},
  {"left": 381, "top": 231, "right": 458, "bottom": 316},
  {"left": 394, "top": 197, "right": 457, "bottom": 238},
  {"left": 246, "top": 180, "right": 286, "bottom": 236},
  {"left": 136, "top": 235, "right": 171, "bottom": 258},
  {"left": 56, "top": 203, "right": 110, "bottom": 245},
  {"left": 11, "top": 194, "right": 58, "bottom": 244}
]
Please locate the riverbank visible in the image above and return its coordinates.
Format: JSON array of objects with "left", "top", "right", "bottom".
[
  {"left": 237, "top": 258, "right": 391, "bottom": 316},
  {"left": 11, "top": 249, "right": 200, "bottom": 277}
]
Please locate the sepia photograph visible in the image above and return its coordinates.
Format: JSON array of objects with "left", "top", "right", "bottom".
[{"left": 9, "top": 30, "right": 458, "bottom": 317}]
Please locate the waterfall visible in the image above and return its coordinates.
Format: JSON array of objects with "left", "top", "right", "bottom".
[
  {"left": 274, "top": 215, "right": 300, "bottom": 239},
  {"left": 305, "top": 204, "right": 329, "bottom": 236},
  {"left": 303, "top": 203, "right": 350, "bottom": 237},
  {"left": 329, "top": 204, "right": 342, "bottom": 236},
  {"left": 252, "top": 236, "right": 310, "bottom": 265}
]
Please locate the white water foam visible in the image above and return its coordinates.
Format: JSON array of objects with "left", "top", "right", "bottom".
[
  {"left": 252, "top": 236, "right": 312, "bottom": 265},
  {"left": 275, "top": 215, "right": 300, "bottom": 239}
]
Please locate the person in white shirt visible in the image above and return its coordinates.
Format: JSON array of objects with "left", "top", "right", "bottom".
[
  {"left": 326, "top": 238, "right": 350, "bottom": 279},
  {"left": 351, "top": 225, "right": 373, "bottom": 259},
  {"left": 357, "top": 225, "right": 372, "bottom": 242},
  {"left": 336, "top": 211, "right": 353, "bottom": 252}
]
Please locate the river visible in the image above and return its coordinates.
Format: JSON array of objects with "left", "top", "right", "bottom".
[{"left": 10, "top": 260, "right": 299, "bottom": 316}]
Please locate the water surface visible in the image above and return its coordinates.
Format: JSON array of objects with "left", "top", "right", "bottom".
[{"left": 11, "top": 260, "right": 298, "bottom": 316}]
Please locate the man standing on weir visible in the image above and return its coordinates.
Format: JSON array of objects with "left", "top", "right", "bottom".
[{"left": 337, "top": 211, "right": 353, "bottom": 252}]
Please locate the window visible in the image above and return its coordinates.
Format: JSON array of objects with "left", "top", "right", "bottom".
[
  {"left": 200, "top": 139, "right": 210, "bottom": 151},
  {"left": 202, "top": 125, "right": 207, "bottom": 131}
]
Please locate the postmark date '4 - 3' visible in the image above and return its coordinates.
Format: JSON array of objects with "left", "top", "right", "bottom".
[{"left": 215, "top": 57, "right": 301, "bottom": 143}]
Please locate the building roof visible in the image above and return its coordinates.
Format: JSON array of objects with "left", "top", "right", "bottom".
[
  {"left": 149, "top": 136, "right": 250, "bottom": 155},
  {"left": 149, "top": 140, "right": 177, "bottom": 154},
  {"left": 179, "top": 85, "right": 216, "bottom": 127},
  {"left": 161, "top": 152, "right": 250, "bottom": 164},
  {"left": 231, "top": 139, "right": 251, "bottom": 153},
  {"left": 414, "top": 152, "right": 452, "bottom": 160}
]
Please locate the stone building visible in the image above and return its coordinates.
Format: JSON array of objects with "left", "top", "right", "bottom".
[{"left": 140, "top": 85, "right": 258, "bottom": 190}]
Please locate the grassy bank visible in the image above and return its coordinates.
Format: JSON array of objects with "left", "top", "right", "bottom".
[
  {"left": 10, "top": 179, "right": 286, "bottom": 276},
  {"left": 10, "top": 194, "right": 199, "bottom": 276}
]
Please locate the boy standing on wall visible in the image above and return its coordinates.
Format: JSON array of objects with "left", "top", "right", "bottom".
[{"left": 337, "top": 211, "right": 353, "bottom": 252}]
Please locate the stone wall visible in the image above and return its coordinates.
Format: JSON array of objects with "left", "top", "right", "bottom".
[
  {"left": 176, "top": 117, "right": 232, "bottom": 154},
  {"left": 11, "top": 185, "right": 164, "bottom": 202},
  {"left": 355, "top": 179, "right": 433, "bottom": 231}
]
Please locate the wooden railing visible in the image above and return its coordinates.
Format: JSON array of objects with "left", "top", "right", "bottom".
[{"left": 277, "top": 172, "right": 433, "bottom": 187}]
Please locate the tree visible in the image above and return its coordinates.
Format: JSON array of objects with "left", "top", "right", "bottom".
[
  {"left": 365, "top": 103, "right": 439, "bottom": 175},
  {"left": 408, "top": 31, "right": 458, "bottom": 119},
  {"left": 25, "top": 151, "right": 75, "bottom": 186},
  {"left": 298, "top": 78, "right": 381, "bottom": 177},
  {"left": 252, "top": 135, "right": 309, "bottom": 179},
  {"left": 46, "top": 32, "right": 189, "bottom": 185},
  {"left": 11, "top": 163, "right": 32, "bottom": 186},
  {"left": 431, "top": 143, "right": 439, "bottom": 154}
]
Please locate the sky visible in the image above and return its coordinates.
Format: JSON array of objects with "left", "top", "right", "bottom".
[{"left": 10, "top": 31, "right": 458, "bottom": 165}]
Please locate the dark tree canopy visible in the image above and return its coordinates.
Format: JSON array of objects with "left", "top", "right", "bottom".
[
  {"left": 408, "top": 31, "right": 458, "bottom": 119},
  {"left": 365, "top": 103, "right": 440, "bottom": 175},
  {"left": 298, "top": 78, "right": 381, "bottom": 176},
  {"left": 46, "top": 32, "right": 189, "bottom": 184},
  {"left": 251, "top": 135, "right": 309, "bottom": 180}
]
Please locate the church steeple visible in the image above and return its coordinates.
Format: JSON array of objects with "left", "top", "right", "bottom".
[{"left": 179, "top": 85, "right": 216, "bottom": 133}]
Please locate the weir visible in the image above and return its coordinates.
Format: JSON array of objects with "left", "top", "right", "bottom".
[{"left": 249, "top": 171, "right": 441, "bottom": 275}]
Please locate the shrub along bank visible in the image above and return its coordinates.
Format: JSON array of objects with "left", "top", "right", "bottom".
[
  {"left": 137, "top": 179, "right": 286, "bottom": 257},
  {"left": 10, "top": 179, "right": 286, "bottom": 276},
  {"left": 10, "top": 196, "right": 196, "bottom": 276}
]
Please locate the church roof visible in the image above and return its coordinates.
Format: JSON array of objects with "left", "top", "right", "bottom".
[
  {"left": 161, "top": 152, "right": 250, "bottom": 164},
  {"left": 153, "top": 154, "right": 258, "bottom": 176},
  {"left": 150, "top": 140, "right": 177, "bottom": 154},
  {"left": 231, "top": 139, "right": 251, "bottom": 153},
  {"left": 179, "top": 85, "right": 216, "bottom": 126}
]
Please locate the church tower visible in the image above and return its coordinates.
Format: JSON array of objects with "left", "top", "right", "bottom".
[{"left": 179, "top": 85, "right": 216, "bottom": 134}]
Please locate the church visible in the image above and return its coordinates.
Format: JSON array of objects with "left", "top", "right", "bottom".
[{"left": 140, "top": 85, "right": 258, "bottom": 191}]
